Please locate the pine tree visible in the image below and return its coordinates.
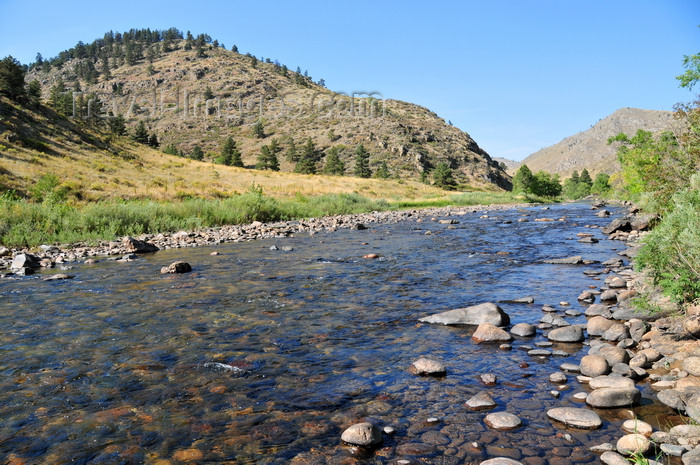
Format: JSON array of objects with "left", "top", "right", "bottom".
[
  {"left": 295, "top": 138, "right": 319, "bottom": 174},
  {"left": 354, "top": 144, "right": 372, "bottom": 178},
  {"left": 432, "top": 162, "right": 457, "bottom": 189},
  {"left": 285, "top": 139, "right": 299, "bottom": 162},
  {"left": 108, "top": 114, "right": 127, "bottom": 136},
  {"left": 216, "top": 136, "right": 243, "bottom": 167},
  {"left": 148, "top": 133, "right": 159, "bottom": 148},
  {"left": 190, "top": 145, "right": 204, "bottom": 161},
  {"left": 26, "top": 79, "right": 41, "bottom": 103},
  {"left": 252, "top": 120, "right": 265, "bottom": 138},
  {"left": 132, "top": 121, "right": 150, "bottom": 144},
  {"left": 204, "top": 86, "right": 214, "bottom": 100},
  {"left": 511, "top": 165, "right": 535, "bottom": 193},
  {"left": 256, "top": 145, "right": 280, "bottom": 171},
  {"left": 579, "top": 168, "right": 593, "bottom": 187},
  {"left": 0, "top": 55, "right": 26, "bottom": 101},
  {"left": 323, "top": 146, "right": 345, "bottom": 175},
  {"left": 374, "top": 161, "right": 390, "bottom": 179}
]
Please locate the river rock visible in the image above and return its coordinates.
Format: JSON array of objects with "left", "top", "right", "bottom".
[
  {"left": 599, "top": 290, "right": 618, "bottom": 302},
  {"left": 473, "top": 323, "right": 512, "bottom": 343},
  {"left": 580, "top": 355, "right": 610, "bottom": 377},
  {"left": 419, "top": 302, "right": 510, "bottom": 326},
  {"left": 587, "top": 316, "right": 616, "bottom": 336},
  {"left": 639, "top": 348, "right": 662, "bottom": 363},
  {"left": 578, "top": 291, "right": 595, "bottom": 303},
  {"left": 43, "top": 273, "right": 74, "bottom": 281},
  {"left": 340, "top": 422, "right": 382, "bottom": 447},
  {"left": 597, "top": 346, "right": 630, "bottom": 365},
  {"left": 511, "top": 323, "right": 536, "bottom": 337},
  {"left": 546, "top": 407, "right": 602, "bottom": 429},
  {"left": 480, "top": 373, "right": 497, "bottom": 385},
  {"left": 602, "top": 324, "right": 630, "bottom": 342},
  {"left": 683, "top": 315, "right": 700, "bottom": 338},
  {"left": 683, "top": 357, "right": 700, "bottom": 377},
  {"left": 123, "top": 236, "right": 159, "bottom": 253},
  {"left": 683, "top": 446, "right": 700, "bottom": 465},
  {"left": 586, "top": 304, "right": 613, "bottom": 318},
  {"left": 629, "top": 353, "right": 649, "bottom": 369},
  {"left": 608, "top": 277, "right": 627, "bottom": 289},
  {"left": 484, "top": 412, "right": 522, "bottom": 431},
  {"left": 541, "top": 314, "right": 570, "bottom": 327},
  {"left": 161, "top": 261, "right": 192, "bottom": 274},
  {"left": 600, "top": 451, "right": 629, "bottom": 465},
  {"left": 616, "top": 434, "right": 651, "bottom": 456},
  {"left": 629, "top": 319, "right": 648, "bottom": 342},
  {"left": 410, "top": 358, "right": 446, "bottom": 376},
  {"left": 543, "top": 255, "right": 584, "bottom": 265},
  {"left": 586, "top": 387, "right": 641, "bottom": 408},
  {"left": 10, "top": 253, "right": 41, "bottom": 270},
  {"left": 547, "top": 326, "right": 584, "bottom": 343},
  {"left": 479, "top": 459, "right": 524, "bottom": 465},
  {"left": 621, "top": 419, "right": 653, "bottom": 436},
  {"left": 602, "top": 219, "right": 632, "bottom": 235},
  {"left": 465, "top": 391, "right": 497, "bottom": 411},
  {"left": 589, "top": 375, "right": 635, "bottom": 390},
  {"left": 550, "top": 372, "right": 567, "bottom": 383}
]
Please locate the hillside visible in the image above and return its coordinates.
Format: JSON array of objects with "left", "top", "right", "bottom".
[
  {"left": 0, "top": 98, "right": 455, "bottom": 202},
  {"left": 520, "top": 108, "right": 677, "bottom": 176},
  {"left": 22, "top": 29, "right": 510, "bottom": 190}
]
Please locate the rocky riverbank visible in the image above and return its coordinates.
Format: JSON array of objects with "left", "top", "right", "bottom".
[{"left": 0, "top": 203, "right": 529, "bottom": 277}]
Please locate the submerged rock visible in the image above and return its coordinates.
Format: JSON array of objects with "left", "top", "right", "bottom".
[{"left": 419, "top": 302, "right": 510, "bottom": 326}]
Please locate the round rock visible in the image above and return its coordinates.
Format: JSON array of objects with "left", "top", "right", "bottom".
[
  {"left": 616, "top": 433, "right": 651, "bottom": 456},
  {"left": 621, "top": 419, "right": 653, "bottom": 437},
  {"left": 587, "top": 316, "right": 616, "bottom": 337},
  {"left": 484, "top": 412, "right": 522, "bottom": 431},
  {"left": 340, "top": 422, "right": 382, "bottom": 447},
  {"left": 580, "top": 355, "right": 610, "bottom": 377},
  {"left": 410, "top": 358, "right": 446, "bottom": 376},
  {"left": 589, "top": 375, "right": 635, "bottom": 390},
  {"left": 600, "top": 451, "right": 630, "bottom": 465},
  {"left": 479, "top": 459, "right": 524, "bottom": 465},
  {"left": 465, "top": 391, "right": 497, "bottom": 411},
  {"left": 548, "top": 325, "right": 584, "bottom": 343},
  {"left": 511, "top": 322, "right": 536, "bottom": 337},
  {"left": 546, "top": 407, "right": 602, "bottom": 429},
  {"left": 472, "top": 323, "right": 512, "bottom": 343},
  {"left": 682, "top": 357, "right": 700, "bottom": 377},
  {"left": 586, "top": 387, "right": 641, "bottom": 408}
]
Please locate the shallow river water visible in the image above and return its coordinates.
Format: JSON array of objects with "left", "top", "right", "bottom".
[{"left": 0, "top": 203, "right": 676, "bottom": 464}]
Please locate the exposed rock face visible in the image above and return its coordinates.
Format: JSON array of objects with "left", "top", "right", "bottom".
[
  {"left": 546, "top": 407, "right": 602, "bottom": 429},
  {"left": 419, "top": 302, "right": 510, "bottom": 326},
  {"left": 340, "top": 422, "right": 382, "bottom": 447}
]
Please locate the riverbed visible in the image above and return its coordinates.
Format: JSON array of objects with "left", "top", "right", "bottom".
[{"left": 0, "top": 202, "right": 674, "bottom": 464}]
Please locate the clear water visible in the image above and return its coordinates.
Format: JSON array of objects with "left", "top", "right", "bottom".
[{"left": 0, "top": 203, "right": 675, "bottom": 464}]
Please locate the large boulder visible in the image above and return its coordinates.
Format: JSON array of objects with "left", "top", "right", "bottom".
[
  {"left": 410, "top": 358, "right": 446, "bottom": 376},
  {"left": 123, "top": 236, "right": 159, "bottom": 253},
  {"left": 419, "top": 302, "right": 510, "bottom": 326},
  {"left": 543, "top": 255, "right": 584, "bottom": 265},
  {"left": 589, "top": 375, "right": 636, "bottom": 390},
  {"left": 511, "top": 323, "right": 536, "bottom": 337},
  {"left": 10, "top": 253, "right": 41, "bottom": 270},
  {"left": 587, "top": 316, "right": 616, "bottom": 336},
  {"left": 472, "top": 323, "right": 512, "bottom": 343},
  {"left": 546, "top": 407, "right": 602, "bottom": 429},
  {"left": 616, "top": 434, "right": 651, "bottom": 456},
  {"left": 484, "top": 412, "right": 522, "bottom": 431},
  {"left": 586, "top": 387, "right": 641, "bottom": 408},
  {"left": 580, "top": 355, "right": 610, "bottom": 377},
  {"left": 602, "top": 219, "right": 632, "bottom": 235}
]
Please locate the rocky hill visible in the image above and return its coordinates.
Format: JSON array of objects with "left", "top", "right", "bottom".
[
  {"left": 24, "top": 29, "right": 510, "bottom": 190},
  {"left": 520, "top": 108, "right": 677, "bottom": 176}
]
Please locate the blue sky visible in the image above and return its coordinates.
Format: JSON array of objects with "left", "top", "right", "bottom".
[{"left": 1, "top": 0, "right": 698, "bottom": 161}]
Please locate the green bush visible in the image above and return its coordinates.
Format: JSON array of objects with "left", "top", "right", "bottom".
[{"left": 637, "top": 173, "right": 700, "bottom": 303}]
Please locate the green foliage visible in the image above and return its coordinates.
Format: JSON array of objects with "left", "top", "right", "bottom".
[
  {"left": 677, "top": 53, "right": 700, "bottom": 91},
  {"left": 203, "top": 86, "right": 214, "bottom": 100},
  {"left": 285, "top": 139, "right": 299, "bottom": 162},
  {"left": 432, "top": 162, "right": 456, "bottom": 189},
  {"left": 215, "top": 136, "right": 243, "bottom": 167},
  {"left": 374, "top": 161, "right": 390, "bottom": 179},
  {"left": 591, "top": 173, "right": 611, "bottom": 196},
  {"left": 323, "top": 146, "right": 345, "bottom": 175},
  {"left": 295, "top": 138, "right": 320, "bottom": 174},
  {"left": 49, "top": 78, "right": 72, "bottom": 115},
  {"left": 190, "top": 145, "right": 204, "bottom": 161},
  {"left": 256, "top": 142, "right": 280, "bottom": 171},
  {"left": 511, "top": 165, "right": 535, "bottom": 193},
  {"left": 107, "top": 114, "right": 127, "bottom": 136},
  {"left": 532, "top": 171, "right": 562, "bottom": 197},
  {"left": 354, "top": 144, "right": 372, "bottom": 178},
  {"left": 163, "top": 143, "right": 179, "bottom": 156},
  {"left": 609, "top": 129, "right": 695, "bottom": 212},
  {"left": 26, "top": 79, "right": 41, "bottom": 103},
  {"left": 252, "top": 120, "right": 265, "bottom": 138},
  {"left": 637, "top": 173, "right": 700, "bottom": 303},
  {"left": 148, "top": 133, "right": 159, "bottom": 148},
  {"left": 0, "top": 56, "right": 26, "bottom": 101},
  {"left": 132, "top": 121, "right": 149, "bottom": 144},
  {"left": 562, "top": 169, "right": 591, "bottom": 199},
  {"left": 30, "top": 174, "right": 72, "bottom": 203}
]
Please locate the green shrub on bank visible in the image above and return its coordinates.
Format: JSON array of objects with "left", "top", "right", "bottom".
[{"left": 636, "top": 173, "right": 700, "bottom": 303}]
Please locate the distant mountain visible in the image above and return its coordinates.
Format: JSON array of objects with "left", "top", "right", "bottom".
[
  {"left": 520, "top": 108, "right": 677, "bottom": 176},
  {"left": 493, "top": 157, "right": 521, "bottom": 174},
  {"left": 23, "top": 28, "right": 511, "bottom": 190}
]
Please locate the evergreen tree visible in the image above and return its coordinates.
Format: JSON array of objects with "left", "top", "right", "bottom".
[
  {"left": 26, "top": 79, "right": 41, "bottom": 103},
  {"left": 190, "top": 145, "right": 204, "bottom": 161},
  {"left": 49, "top": 78, "right": 72, "bottom": 115},
  {"left": 511, "top": 165, "right": 535, "bottom": 193},
  {"left": 285, "top": 139, "right": 299, "bottom": 162},
  {"left": 432, "top": 162, "right": 456, "bottom": 189},
  {"left": 323, "top": 146, "right": 345, "bottom": 175},
  {"left": 354, "top": 144, "right": 372, "bottom": 178},
  {"left": 204, "top": 86, "right": 214, "bottom": 100},
  {"left": 295, "top": 138, "right": 319, "bottom": 174},
  {"left": 256, "top": 145, "right": 280, "bottom": 171},
  {"left": 132, "top": 121, "right": 150, "bottom": 144},
  {"left": 163, "top": 143, "right": 179, "bottom": 156},
  {"left": 148, "top": 133, "right": 159, "bottom": 148},
  {"left": 579, "top": 168, "right": 593, "bottom": 187},
  {"left": 252, "top": 120, "right": 265, "bottom": 138},
  {"left": 231, "top": 44, "right": 238, "bottom": 53},
  {"left": 108, "top": 114, "right": 127, "bottom": 136},
  {"left": 216, "top": 136, "right": 243, "bottom": 167},
  {"left": 0, "top": 55, "right": 26, "bottom": 101},
  {"left": 374, "top": 161, "right": 390, "bottom": 179}
]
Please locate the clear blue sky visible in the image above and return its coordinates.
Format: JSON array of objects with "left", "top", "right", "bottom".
[{"left": 1, "top": 0, "right": 698, "bottom": 161}]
